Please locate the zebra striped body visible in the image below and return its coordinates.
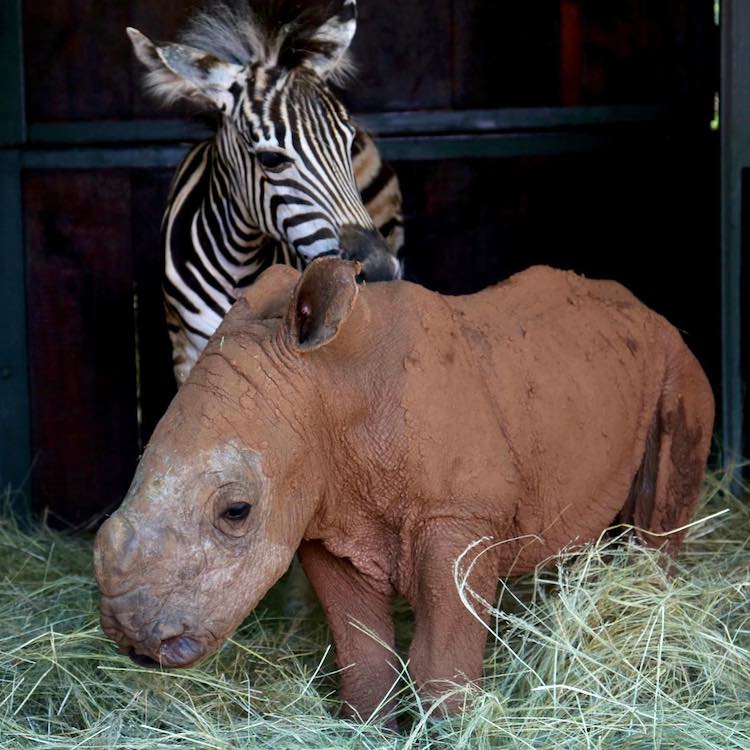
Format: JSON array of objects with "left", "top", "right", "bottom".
[
  {"left": 128, "top": 0, "right": 404, "bottom": 383},
  {"left": 163, "top": 126, "right": 403, "bottom": 382}
]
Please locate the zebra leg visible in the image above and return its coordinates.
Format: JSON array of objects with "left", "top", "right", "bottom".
[{"left": 164, "top": 300, "right": 203, "bottom": 385}]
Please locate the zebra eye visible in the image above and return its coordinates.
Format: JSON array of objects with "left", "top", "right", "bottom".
[{"left": 256, "top": 151, "right": 292, "bottom": 171}]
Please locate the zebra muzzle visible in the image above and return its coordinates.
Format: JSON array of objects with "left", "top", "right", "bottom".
[{"left": 338, "top": 225, "right": 402, "bottom": 282}]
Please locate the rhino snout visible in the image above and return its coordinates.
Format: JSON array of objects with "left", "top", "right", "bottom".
[
  {"left": 95, "top": 513, "right": 194, "bottom": 595},
  {"left": 100, "top": 591, "right": 212, "bottom": 669}
]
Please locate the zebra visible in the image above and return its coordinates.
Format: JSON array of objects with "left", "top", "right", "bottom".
[{"left": 128, "top": 0, "right": 404, "bottom": 384}]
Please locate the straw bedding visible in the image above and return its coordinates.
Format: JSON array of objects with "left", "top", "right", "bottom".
[{"left": 1, "top": 470, "right": 748, "bottom": 749}]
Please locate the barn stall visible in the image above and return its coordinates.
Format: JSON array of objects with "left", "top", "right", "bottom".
[{"left": 0, "top": 1, "right": 748, "bottom": 747}]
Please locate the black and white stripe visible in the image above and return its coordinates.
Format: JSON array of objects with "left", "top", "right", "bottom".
[{"left": 129, "top": 0, "right": 404, "bottom": 383}]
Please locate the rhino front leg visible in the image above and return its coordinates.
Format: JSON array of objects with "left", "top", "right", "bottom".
[
  {"left": 406, "top": 526, "right": 499, "bottom": 714},
  {"left": 298, "top": 540, "right": 399, "bottom": 725}
]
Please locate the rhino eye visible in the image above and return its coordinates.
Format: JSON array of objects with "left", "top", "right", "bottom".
[{"left": 222, "top": 502, "right": 251, "bottom": 522}]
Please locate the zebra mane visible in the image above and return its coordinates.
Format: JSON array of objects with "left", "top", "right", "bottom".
[{"left": 179, "top": 0, "right": 356, "bottom": 85}]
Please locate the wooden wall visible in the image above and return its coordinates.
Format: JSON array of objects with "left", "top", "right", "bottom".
[
  {"left": 24, "top": 0, "right": 711, "bottom": 120},
  {"left": 24, "top": 169, "right": 175, "bottom": 523},
  {"left": 19, "top": 0, "right": 719, "bottom": 524}
]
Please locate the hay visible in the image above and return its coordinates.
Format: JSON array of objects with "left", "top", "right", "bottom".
[{"left": 1, "top": 470, "right": 748, "bottom": 749}]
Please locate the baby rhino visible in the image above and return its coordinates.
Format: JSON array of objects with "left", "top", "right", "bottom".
[{"left": 95, "top": 259, "right": 714, "bottom": 722}]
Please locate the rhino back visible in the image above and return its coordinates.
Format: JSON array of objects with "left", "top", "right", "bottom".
[{"left": 388, "top": 267, "right": 670, "bottom": 547}]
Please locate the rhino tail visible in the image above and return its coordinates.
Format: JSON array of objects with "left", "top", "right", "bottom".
[{"left": 620, "top": 346, "right": 715, "bottom": 558}]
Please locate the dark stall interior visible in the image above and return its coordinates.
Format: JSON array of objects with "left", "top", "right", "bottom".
[{"left": 0, "top": 1, "right": 735, "bottom": 524}]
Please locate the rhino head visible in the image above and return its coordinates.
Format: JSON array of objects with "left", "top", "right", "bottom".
[{"left": 94, "top": 259, "right": 367, "bottom": 668}]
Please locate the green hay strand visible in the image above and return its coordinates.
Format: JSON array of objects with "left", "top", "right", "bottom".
[{"left": 1, "top": 469, "right": 748, "bottom": 749}]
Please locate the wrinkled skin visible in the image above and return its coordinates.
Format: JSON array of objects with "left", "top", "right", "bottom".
[{"left": 95, "top": 260, "right": 714, "bottom": 723}]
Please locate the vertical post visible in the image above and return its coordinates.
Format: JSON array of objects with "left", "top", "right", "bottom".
[
  {"left": 0, "top": 0, "right": 30, "bottom": 516},
  {"left": 0, "top": 153, "right": 30, "bottom": 516},
  {"left": 721, "top": 0, "right": 747, "bottom": 471},
  {"left": 0, "top": 0, "right": 26, "bottom": 146}
]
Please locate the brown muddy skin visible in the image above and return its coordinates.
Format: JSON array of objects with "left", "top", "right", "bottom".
[{"left": 94, "top": 259, "right": 714, "bottom": 724}]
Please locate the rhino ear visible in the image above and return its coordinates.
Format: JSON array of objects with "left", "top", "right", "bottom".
[
  {"left": 127, "top": 27, "right": 243, "bottom": 113},
  {"left": 286, "top": 258, "right": 361, "bottom": 353}
]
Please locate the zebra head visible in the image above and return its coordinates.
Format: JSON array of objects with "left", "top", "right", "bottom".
[{"left": 128, "top": 0, "right": 399, "bottom": 282}]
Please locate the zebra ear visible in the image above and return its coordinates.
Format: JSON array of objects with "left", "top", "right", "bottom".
[
  {"left": 297, "top": 0, "right": 357, "bottom": 82},
  {"left": 286, "top": 258, "right": 361, "bottom": 353},
  {"left": 127, "top": 27, "right": 243, "bottom": 113}
]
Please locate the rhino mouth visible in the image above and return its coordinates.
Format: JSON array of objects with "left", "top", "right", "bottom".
[
  {"left": 126, "top": 634, "right": 208, "bottom": 669},
  {"left": 100, "top": 591, "right": 217, "bottom": 670},
  {"left": 128, "top": 649, "right": 161, "bottom": 668}
]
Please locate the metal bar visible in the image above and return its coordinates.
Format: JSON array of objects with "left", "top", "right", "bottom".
[
  {"left": 377, "top": 131, "right": 629, "bottom": 161},
  {"left": 29, "top": 120, "right": 214, "bottom": 146},
  {"left": 0, "top": 151, "right": 31, "bottom": 518},
  {"left": 27, "top": 105, "right": 675, "bottom": 146},
  {"left": 22, "top": 146, "right": 191, "bottom": 170},
  {"left": 20, "top": 128, "right": 662, "bottom": 171},
  {"left": 358, "top": 105, "right": 674, "bottom": 135},
  {"left": 721, "top": 0, "right": 747, "bottom": 470},
  {"left": 0, "top": 0, "right": 26, "bottom": 145}
]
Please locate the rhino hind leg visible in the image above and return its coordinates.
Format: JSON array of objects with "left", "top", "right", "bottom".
[{"left": 623, "top": 354, "right": 714, "bottom": 558}]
